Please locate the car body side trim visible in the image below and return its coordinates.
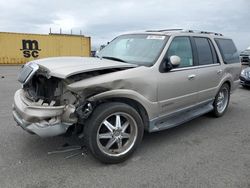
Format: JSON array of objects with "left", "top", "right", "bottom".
[{"left": 148, "top": 99, "right": 214, "bottom": 132}]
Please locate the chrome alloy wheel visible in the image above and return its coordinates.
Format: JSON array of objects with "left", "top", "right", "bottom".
[
  {"left": 216, "top": 87, "right": 229, "bottom": 113},
  {"left": 96, "top": 112, "right": 138, "bottom": 157}
]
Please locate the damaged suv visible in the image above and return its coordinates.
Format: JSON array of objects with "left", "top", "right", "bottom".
[{"left": 13, "top": 29, "right": 241, "bottom": 163}]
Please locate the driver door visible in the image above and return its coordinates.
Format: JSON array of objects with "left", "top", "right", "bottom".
[{"left": 157, "top": 36, "right": 199, "bottom": 116}]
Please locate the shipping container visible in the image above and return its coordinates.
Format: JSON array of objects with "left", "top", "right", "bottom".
[{"left": 0, "top": 32, "right": 91, "bottom": 65}]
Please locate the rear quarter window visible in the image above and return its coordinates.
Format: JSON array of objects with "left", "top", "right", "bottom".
[{"left": 215, "top": 38, "right": 239, "bottom": 64}]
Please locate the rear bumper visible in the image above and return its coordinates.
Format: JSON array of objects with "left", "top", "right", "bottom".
[{"left": 12, "top": 89, "right": 77, "bottom": 138}]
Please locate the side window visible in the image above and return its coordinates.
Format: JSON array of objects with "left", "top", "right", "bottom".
[
  {"left": 194, "top": 37, "right": 214, "bottom": 65},
  {"left": 215, "top": 38, "right": 239, "bottom": 64},
  {"left": 167, "top": 37, "right": 193, "bottom": 68},
  {"left": 208, "top": 39, "right": 219, "bottom": 64}
]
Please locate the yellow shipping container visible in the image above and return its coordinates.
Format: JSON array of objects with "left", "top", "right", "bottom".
[{"left": 0, "top": 32, "right": 91, "bottom": 65}]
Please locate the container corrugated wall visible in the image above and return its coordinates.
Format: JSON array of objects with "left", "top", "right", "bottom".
[{"left": 0, "top": 32, "right": 91, "bottom": 65}]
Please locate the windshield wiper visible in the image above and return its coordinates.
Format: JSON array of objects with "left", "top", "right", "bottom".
[{"left": 101, "top": 56, "right": 127, "bottom": 63}]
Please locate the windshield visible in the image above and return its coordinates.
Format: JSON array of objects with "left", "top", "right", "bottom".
[{"left": 97, "top": 34, "right": 168, "bottom": 66}]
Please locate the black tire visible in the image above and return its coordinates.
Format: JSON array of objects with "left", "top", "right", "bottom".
[
  {"left": 84, "top": 102, "right": 144, "bottom": 164},
  {"left": 212, "top": 83, "right": 230, "bottom": 117}
]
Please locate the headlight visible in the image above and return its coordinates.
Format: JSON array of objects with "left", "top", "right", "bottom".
[
  {"left": 241, "top": 69, "right": 245, "bottom": 76},
  {"left": 241, "top": 69, "right": 250, "bottom": 78}
]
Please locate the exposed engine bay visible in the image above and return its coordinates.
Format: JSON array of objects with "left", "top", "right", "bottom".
[
  {"left": 22, "top": 67, "right": 127, "bottom": 106},
  {"left": 24, "top": 75, "right": 64, "bottom": 105}
]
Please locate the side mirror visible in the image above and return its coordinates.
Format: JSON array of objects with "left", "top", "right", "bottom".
[
  {"left": 95, "top": 50, "right": 99, "bottom": 57},
  {"left": 162, "top": 55, "right": 181, "bottom": 72},
  {"left": 169, "top": 55, "right": 181, "bottom": 67}
]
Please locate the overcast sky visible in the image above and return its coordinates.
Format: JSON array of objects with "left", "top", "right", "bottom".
[{"left": 0, "top": 0, "right": 249, "bottom": 50}]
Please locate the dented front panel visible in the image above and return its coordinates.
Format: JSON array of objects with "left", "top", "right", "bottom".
[{"left": 67, "top": 66, "right": 160, "bottom": 119}]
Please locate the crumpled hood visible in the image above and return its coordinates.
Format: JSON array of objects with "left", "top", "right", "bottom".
[{"left": 32, "top": 57, "right": 137, "bottom": 79}]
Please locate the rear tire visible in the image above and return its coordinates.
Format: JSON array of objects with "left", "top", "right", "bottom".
[
  {"left": 212, "top": 83, "right": 230, "bottom": 117},
  {"left": 84, "top": 102, "right": 144, "bottom": 164}
]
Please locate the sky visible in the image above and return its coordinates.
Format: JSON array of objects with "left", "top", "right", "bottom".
[{"left": 0, "top": 0, "right": 249, "bottom": 51}]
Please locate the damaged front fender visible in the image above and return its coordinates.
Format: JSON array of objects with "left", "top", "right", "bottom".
[
  {"left": 87, "top": 89, "right": 158, "bottom": 120},
  {"left": 66, "top": 67, "right": 159, "bottom": 119}
]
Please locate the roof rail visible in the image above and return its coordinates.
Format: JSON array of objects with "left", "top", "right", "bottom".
[
  {"left": 183, "top": 30, "right": 223, "bottom": 36},
  {"left": 200, "top": 31, "right": 223, "bottom": 36},
  {"left": 146, "top": 29, "right": 183, "bottom": 32},
  {"left": 145, "top": 29, "right": 223, "bottom": 36}
]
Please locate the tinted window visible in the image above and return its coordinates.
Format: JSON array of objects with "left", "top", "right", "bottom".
[
  {"left": 167, "top": 37, "right": 193, "bottom": 68},
  {"left": 208, "top": 39, "right": 219, "bottom": 63},
  {"left": 194, "top": 37, "right": 214, "bottom": 65},
  {"left": 215, "top": 39, "right": 239, "bottom": 64}
]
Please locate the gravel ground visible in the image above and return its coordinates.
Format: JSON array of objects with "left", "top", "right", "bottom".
[{"left": 0, "top": 66, "right": 249, "bottom": 188}]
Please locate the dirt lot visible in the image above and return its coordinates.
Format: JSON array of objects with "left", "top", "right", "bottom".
[{"left": 0, "top": 66, "right": 249, "bottom": 188}]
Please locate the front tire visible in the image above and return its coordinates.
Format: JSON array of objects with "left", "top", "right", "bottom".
[
  {"left": 212, "top": 83, "right": 230, "bottom": 117},
  {"left": 84, "top": 102, "right": 144, "bottom": 164}
]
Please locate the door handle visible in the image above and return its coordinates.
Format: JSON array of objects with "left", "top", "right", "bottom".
[
  {"left": 217, "top": 70, "right": 223, "bottom": 75},
  {"left": 188, "top": 74, "right": 196, "bottom": 80}
]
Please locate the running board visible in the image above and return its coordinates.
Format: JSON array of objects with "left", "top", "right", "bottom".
[{"left": 149, "top": 102, "right": 214, "bottom": 132}]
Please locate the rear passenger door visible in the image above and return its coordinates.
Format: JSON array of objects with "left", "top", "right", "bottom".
[{"left": 193, "top": 37, "right": 223, "bottom": 102}]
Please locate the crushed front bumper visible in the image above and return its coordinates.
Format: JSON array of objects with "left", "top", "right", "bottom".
[{"left": 12, "top": 89, "right": 77, "bottom": 138}]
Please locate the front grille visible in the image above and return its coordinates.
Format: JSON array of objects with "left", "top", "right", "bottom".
[
  {"left": 240, "top": 76, "right": 250, "bottom": 85},
  {"left": 24, "top": 75, "right": 63, "bottom": 104},
  {"left": 244, "top": 80, "right": 250, "bottom": 85},
  {"left": 241, "top": 56, "right": 250, "bottom": 62}
]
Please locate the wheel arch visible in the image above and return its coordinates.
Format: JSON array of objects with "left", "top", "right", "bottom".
[
  {"left": 223, "top": 80, "right": 231, "bottom": 90},
  {"left": 217, "top": 76, "right": 232, "bottom": 95},
  {"left": 94, "top": 97, "right": 150, "bottom": 130},
  {"left": 86, "top": 90, "right": 152, "bottom": 130}
]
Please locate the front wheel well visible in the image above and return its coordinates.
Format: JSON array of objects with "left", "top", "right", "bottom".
[
  {"left": 94, "top": 97, "right": 149, "bottom": 130},
  {"left": 223, "top": 81, "right": 231, "bottom": 91}
]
